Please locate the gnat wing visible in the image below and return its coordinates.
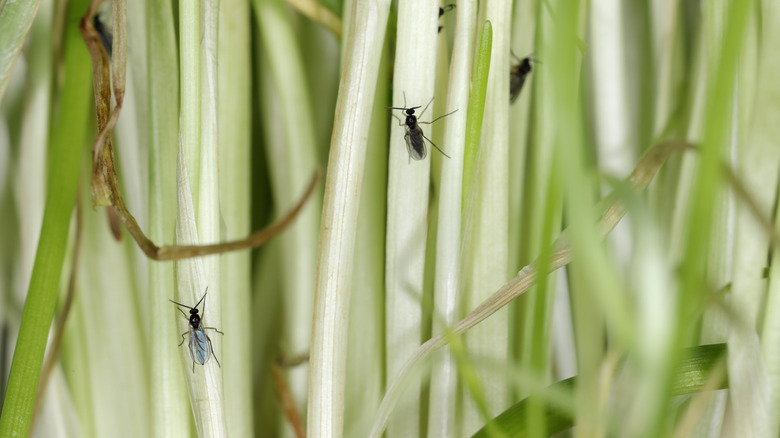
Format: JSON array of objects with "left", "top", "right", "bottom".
[
  {"left": 188, "top": 328, "right": 212, "bottom": 366},
  {"left": 510, "top": 60, "right": 532, "bottom": 103},
  {"left": 405, "top": 128, "right": 427, "bottom": 161},
  {"left": 510, "top": 73, "right": 526, "bottom": 103}
]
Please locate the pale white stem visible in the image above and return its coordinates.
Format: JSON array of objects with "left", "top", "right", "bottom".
[
  {"left": 460, "top": 0, "right": 512, "bottom": 434},
  {"left": 427, "top": 0, "right": 476, "bottom": 436},
  {"left": 307, "top": 1, "right": 391, "bottom": 437},
  {"left": 733, "top": 1, "right": 780, "bottom": 435},
  {"left": 344, "top": 77, "right": 389, "bottom": 438},
  {"left": 384, "top": 2, "right": 438, "bottom": 437},
  {"left": 622, "top": 217, "right": 677, "bottom": 435},
  {"left": 198, "top": 0, "right": 222, "bottom": 368},
  {"left": 146, "top": 0, "right": 188, "bottom": 435},
  {"left": 589, "top": 0, "right": 634, "bottom": 176},
  {"left": 75, "top": 186, "right": 150, "bottom": 437},
  {"left": 217, "top": 0, "right": 253, "bottom": 435},
  {"left": 175, "top": 140, "right": 228, "bottom": 438},
  {"left": 179, "top": 0, "right": 201, "bottom": 196},
  {"left": 763, "top": 1, "right": 780, "bottom": 413}
]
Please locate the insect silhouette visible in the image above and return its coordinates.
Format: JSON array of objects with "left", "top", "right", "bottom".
[
  {"left": 438, "top": 4, "right": 455, "bottom": 33},
  {"left": 170, "top": 288, "right": 224, "bottom": 373},
  {"left": 510, "top": 53, "right": 537, "bottom": 103},
  {"left": 386, "top": 95, "right": 457, "bottom": 162},
  {"left": 93, "top": 14, "right": 113, "bottom": 57}
]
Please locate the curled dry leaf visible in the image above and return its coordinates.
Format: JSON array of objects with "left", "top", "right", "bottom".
[
  {"left": 79, "top": 0, "right": 321, "bottom": 261},
  {"left": 80, "top": 0, "right": 126, "bottom": 207}
]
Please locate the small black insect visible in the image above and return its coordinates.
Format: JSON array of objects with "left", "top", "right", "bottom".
[
  {"left": 386, "top": 96, "right": 457, "bottom": 162},
  {"left": 510, "top": 53, "right": 537, "bottom": 103},
  {"left": 438, "top": 4, "right": 456, "bottom": 33},
  {"left": 93, "top": 14, "right": 113, "bottom": 57},
  {"left": 170, "top": 288, "right": 224, "bottom": 373}
]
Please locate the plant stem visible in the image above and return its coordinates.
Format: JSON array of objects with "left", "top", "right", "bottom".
[
  {"left": 384, "top": 2, "right": 438, "bottom": 436},
  {"left": 460, "top": 0, "right": 512, "bottom": 432},
  {"left": 307, "top": 1, "right": 391, "bottom": 436},
  {"left": 147, "top": 0, "right": 187, "bottom": 434},
  {"left": 0, "top": 0, "right": 91, "bottom": 433},
  {"left": 218, "top": 0, "right": 253, "bottom": 435},
  {"left": 427, "top": 0, "right": 477, "bottom": 435}
]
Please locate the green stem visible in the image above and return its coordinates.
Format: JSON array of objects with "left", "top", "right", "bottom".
[
  {"left": 0, "top": 0, "right": 91, "bottom": 433},
  {"left": 461, "top": 22, "right": 491, "bottom": 209}
]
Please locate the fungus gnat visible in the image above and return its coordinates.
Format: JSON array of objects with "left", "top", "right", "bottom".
[
  {"left": 170, "top": 288, "right": 223, "bottom": 373},
  {"left": 93, "top": 14, "right": 113, "bottom": 57},
  {"left": 510, "top": 53, "right": 537, "bottom": 103},
  {"left": 386, "top": 96, "right": 457, "bottom": 162},
  {"left": 438, "top": 4, "right": 455, "bottom": 33}
]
